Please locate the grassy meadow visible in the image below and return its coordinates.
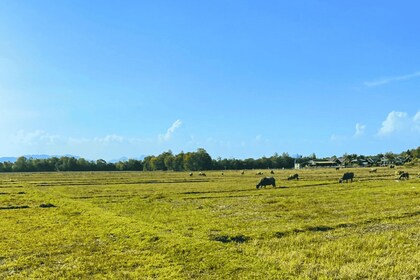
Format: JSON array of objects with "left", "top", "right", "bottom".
[{"left": 0, "top": 167, "right": 419, "bottom": 279}]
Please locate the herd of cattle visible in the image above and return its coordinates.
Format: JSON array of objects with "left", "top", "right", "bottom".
[
  {"left": 255, "top": 169, "right": 416, "bottom": 189},
  {"left": 188, "top": 169, "right": 418, "bottom": 189}
]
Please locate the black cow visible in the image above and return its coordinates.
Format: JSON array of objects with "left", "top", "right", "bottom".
[
  {"left": 339, "top": 172, "right": 354, "bottom": 183},
  {"left": 399, "top": 172, "right": 409, "bottom": 180},
  {"left": 256, "top": 177, "right": 276, "bottom": 189},
  {"left": 395, "top": 170, "right": 404, "bottom": 176},
  {"left": 288, "top": 174, "right": 299, "bottom": 180}
]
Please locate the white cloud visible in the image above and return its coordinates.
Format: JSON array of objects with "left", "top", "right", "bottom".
[
  {"left": 14, "top": 130, "right": 61, "bottom": 146},
  {"left": 414, "top": 111, "right": 420, "bottom": 122},
  {"left": 413, "top": 111, "right": 420, "bottom": 133},
  {"left": 94, "top": 134, "right": 124, "bottom": 143},
  {"left": 364, "top": 71, "right": 420, "bottom": 87},
  {"left": 377, "top": 111, "right": 420, "bottom": 136},
  {"left": 353, "top": 123, "right": 366, "bottom": 137},
  {"left": 159, "top": 120, "right": 182, "bottom": 142}
]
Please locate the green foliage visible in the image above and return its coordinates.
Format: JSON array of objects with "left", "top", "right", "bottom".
[
  {"left": 1, "top": 146, "right": 419, "bottom": 173},
  {"left": 0, "top": 167, "right": 419, "bottom": 278}
]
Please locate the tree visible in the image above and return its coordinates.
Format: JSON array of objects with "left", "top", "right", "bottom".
[
  {"left": 96, "top": 159, "right": 108, "bottom": 171},
  {"left": 183, "top": 152, "right": 195, "bottom": 171},
  {"left": 142, "top": 156, "right": 153, "bottom": 171},
  {"left": 195, "top": 148, "right": 212, "bottom": 170},
  {"left": 411, "top": 147, "right": 420, "bottom": 158},
  {"left": 77, "top": 158, "right": 93, "bottom": 171},
  {"left": 173, "top": 152, "right": 185, "bottom": 171},
  {"left": 125, "top": 159, "right": 143, "bottom": 171},
  {"left": 149, "top": 156, "right": 165, "bottom": 171},
  {"left": 12, "top": 157, "right": 30, "bottom": 172},
  {"left": 1, "top": 161, "right": 13, "bottom": 172},
  {"left": 183, "top": 149, "right": 212, "bottom": 171},
  {"left": 56, "top": 156, "right": 78, "bottom": 171},
  {"left": 160, "top": 151, "right": 174, "bottom": 171}
]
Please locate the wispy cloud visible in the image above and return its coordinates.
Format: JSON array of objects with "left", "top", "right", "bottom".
[
  {"left": 412, "top": 111, "right": 420, "bottom": 133},
  {"left": 14, "top": 130, "right": 61, "bottom": 146},
  {"left": 94, "top": 134, "right": 124, "bottom": 143},
  {"left": 353, "top": 123, "right": 366, "bottom": 137},
  {"left": 364, "top": 71, "right": 420, "bottom": 87},
  {"left": 159, "top": 120, "right": 182, "bottom": 142}
]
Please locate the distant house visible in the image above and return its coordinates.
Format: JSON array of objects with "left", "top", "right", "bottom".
[
  {"left": 380, "top": 157, "right": 391, "bottom": 166},
  {"left": 349, "top": 158, "right": 371, "bottom": 167},
  {"left": 378, "top": 156, "right": 410, "bottom": 166},
  {"left": 336, "top": 157, "right": 346, "bottom": 166},
  {"left": 367, "top": 156, "right": 381, "bottom": 166},
  {"left": 394, "top": 156, "right": 411, "bottom": 165},
  {"left": 308, "top": 159, "right": 340, "bottom": 168}
]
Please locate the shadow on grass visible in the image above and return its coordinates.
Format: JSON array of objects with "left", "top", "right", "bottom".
[
  {"left": 273, "top": 210, "right": 420, "bottom": 239},
  {"left": 210, "top": 234, "right": 251, "bottom": 244},
  {"left": 0, "top": 205, "right": 30, "bottom": 210}
]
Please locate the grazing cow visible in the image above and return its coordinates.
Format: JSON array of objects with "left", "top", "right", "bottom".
[
  {"left": 189, "top": 172, "right": 193, "bottom": 176},
  {"left": 256, "top": 177, "right": 276, "bottom": 189},
  {"left": 288, "top": 174, "right": 299, "bottom": 180},
  {"left": 270, "top": 170, "right": 275, "bottom": 174},
  {"left": 369, "top": 168, "right": 377, "bottom": 173},
  {"left": 339, "top": 172, "right": 354, "bottom": 183},
  {"left": 335, "top": 167, "right": 340, "bottom": 171},
  {"left": 199, "top": 172, "right": 206, "bottom": 176},
  {"left": 256, "top": 171, "right": 264, "bottom": 175},
  {"left": 395, "top": 170, "right": 404, "bottom": 177},
  {"left": 398, "top": 172, "right": 409, "bottom": 180},
  {"left": 241, "top": 171, "right": 245, "bottom": 175},
  {"left": 389, "top": 165, "right": 395, "bottom": 169}
]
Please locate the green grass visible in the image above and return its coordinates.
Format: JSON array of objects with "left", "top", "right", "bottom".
[{"left": 1, "top": 167, "right": 419, "bottom": 279}]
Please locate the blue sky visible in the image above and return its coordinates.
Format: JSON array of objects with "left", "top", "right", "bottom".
[{"left": 1, "top": 1, "right": 419, "bottom": 161}]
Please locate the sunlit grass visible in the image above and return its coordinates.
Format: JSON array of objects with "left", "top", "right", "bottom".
[{"left": 1, "top": 167, "right": 419, "bottom": 279}]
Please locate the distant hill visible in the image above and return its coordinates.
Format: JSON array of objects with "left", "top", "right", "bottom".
[
  {"left": 0, "top": 154, "right": 145, "bottom": 163},
  {"left": 0, "top": 154, "right": 79, "bottom": 163},
  {"left": 109, "top": 156, "right": 146, "bottom": 163},
  {"left": 0, "top": 157, "right": 18, "bottom": 163}
]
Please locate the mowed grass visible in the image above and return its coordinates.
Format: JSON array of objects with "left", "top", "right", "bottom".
[{"left": 0, "top": 167, "right": 419, "bottom": 279}]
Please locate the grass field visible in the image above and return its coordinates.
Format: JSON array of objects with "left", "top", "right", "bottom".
[{"left": 1, "top": 167, "right": 419, "bottom": 279}]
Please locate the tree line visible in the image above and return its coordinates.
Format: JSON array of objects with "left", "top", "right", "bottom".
[{"left": 0, "top": 147, "right": 419, "bottom": 173}]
